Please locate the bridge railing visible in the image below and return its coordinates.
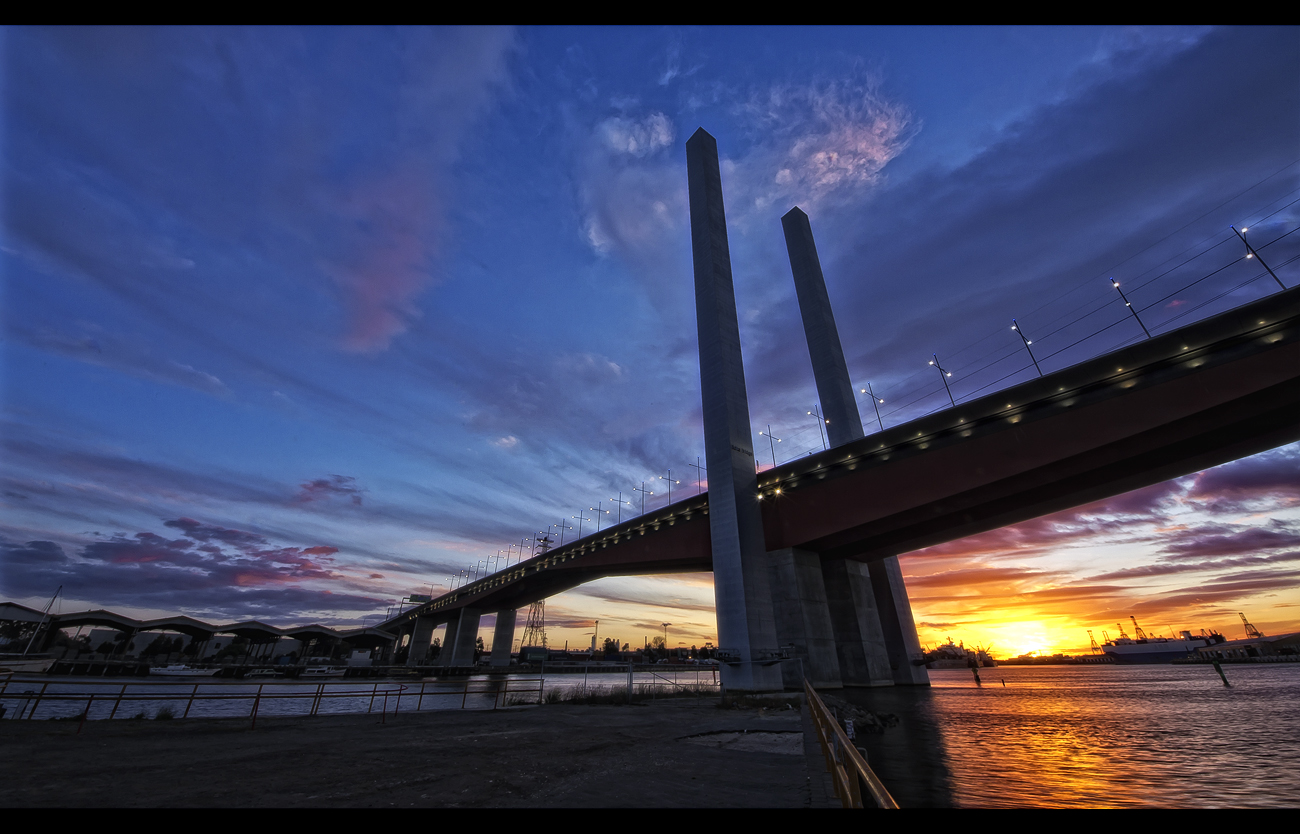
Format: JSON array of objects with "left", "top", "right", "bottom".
[{"left": 804, "top": 679, "right": 898, "bottom": 809}]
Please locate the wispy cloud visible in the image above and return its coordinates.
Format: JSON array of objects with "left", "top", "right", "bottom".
[
  {"left": 295, "top": 475, "right": 366, "bottom": 506},
  {"left": 733, "top": 75, "right": 917, "bottom": 213}
]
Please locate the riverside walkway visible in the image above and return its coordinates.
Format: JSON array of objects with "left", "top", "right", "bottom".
[{"left": 0, "top": 698, "right": 837, "bottom": 808}]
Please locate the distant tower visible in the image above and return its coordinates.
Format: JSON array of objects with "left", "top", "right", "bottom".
[{"left": 520, "top": 600, "right": 547, "bottom": 650}]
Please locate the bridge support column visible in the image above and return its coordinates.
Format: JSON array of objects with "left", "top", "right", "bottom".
[
  {"left": 687, "top": 128, "right": 782, "bottom": 692},
  {"left": 437, "top": 619, "right": 459, "bottom": 667},
  {"left": 490, "top": 609, "right": 516, "bottom": 668},
  {"left": 448, "top": 608, "right": 482, "bottom": 668},
  {"left": 405, "top": 616, "right": 436, "bottom": 667},
  {"left": 869, "top": 556, "right": 930, "bottom": 686},
  {"left": 769, "top": 548, "right": 842, "bottom": 690},
  {"left": 822, "top": 559, "right": 895, "bottom": 687}
]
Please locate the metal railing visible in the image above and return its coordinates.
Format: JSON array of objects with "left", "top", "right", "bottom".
[
  {"left": 0, "top": 674, "right": 544, "bottom": 730},
  {"left": 804, "top": 679, "right": 898, "bottom": 809}
]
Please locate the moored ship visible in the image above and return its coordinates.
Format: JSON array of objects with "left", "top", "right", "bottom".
[
  {"left": 1100, "top": 617, "right": 1224, "bottom": 664},
  {"left": 923, "top": 638, "right": 996, "bottom": 669}
]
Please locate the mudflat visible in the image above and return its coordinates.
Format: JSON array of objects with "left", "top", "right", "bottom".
[{"left": 0, "top": 700, "right": 828, "bottom": 808}]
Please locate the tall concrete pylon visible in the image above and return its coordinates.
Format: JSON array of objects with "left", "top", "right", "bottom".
[
  {"left": 686, "top": 128, "right": 783, "bottom": 692},
  {"left": 782, "top": 206, "right": 929, "bottom": 686},
  {"left": 781, "top": 207, "right": 866, "bottom": 447}
]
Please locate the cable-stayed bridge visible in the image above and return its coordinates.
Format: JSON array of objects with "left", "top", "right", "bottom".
[
  {"left": 383, "top": 131, "right": 1299, "bottom": 692},
  {"left": 383, "top": 277, "right": 1300, "bottom": 687}
]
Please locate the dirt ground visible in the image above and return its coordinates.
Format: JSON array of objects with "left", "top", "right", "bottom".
[{"left": 0, "top": 699, "right": 837, "bottom": 808}]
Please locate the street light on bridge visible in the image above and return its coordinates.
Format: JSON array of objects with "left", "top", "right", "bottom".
[
  {"left": 1233, "top": 225, "right": 1287, "bottom": 290},
  {"left": 930, "top": 354, "right": 956, "bottom": 408},
  {"left": 807, "top": 405, "right": 828, "bottom": 450},
  {"left": 608, "top": 493, "right": 631, "bottom": 524},
  {"left": 633, "top": 482, "right": 653, "bottom": 516},
  {"left": 573, "top": 510, "right": 590, "bottom": 540},
  {"left": 861, "top": 384, "right": 886, "bottom": 432},
  {"left": 1011, "top": 319, "right": 1044, "bottom": 377},
  {"left": 759, "top": 425, "right": 782, "bottom": 469},
  {"left": 659, "top": 470, "right": 680, "bottom": 505},
  {"left": 1110, "top": 278, "right": 1151, "bottom": 339},
  {"left": 590, "top": 502, "right": 609, "bottom": 532},
  {"left": 687, "top": 457, "right": 706, "bottom": 494}
]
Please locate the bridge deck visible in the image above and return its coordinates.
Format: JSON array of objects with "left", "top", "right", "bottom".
[{"left": 386, "top": 284, "right": 1300, "bottom": 631}]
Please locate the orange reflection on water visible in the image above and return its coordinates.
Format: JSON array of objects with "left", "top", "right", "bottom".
[{"left": 850, "top": 664, "right": 1300, "bottom": 808}]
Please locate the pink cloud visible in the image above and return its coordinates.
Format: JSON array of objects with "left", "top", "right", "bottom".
[{"left": 326, "top": 168, "right": 440, "bottom": 354}]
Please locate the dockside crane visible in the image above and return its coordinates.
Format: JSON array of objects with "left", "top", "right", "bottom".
[
  {"left": 1130, "top": 616, "right": 1149, "bottom": 641},
  {"left": 1239, "top": 612, "right": 1264, "bottom": 639},
  {"left": 1088, "top": 630, "right": 1101, "bottom": 654}
]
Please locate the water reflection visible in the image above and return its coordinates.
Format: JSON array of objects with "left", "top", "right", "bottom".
[{"left": 839, "top": 664, "right": 1300, "bottom": 808}]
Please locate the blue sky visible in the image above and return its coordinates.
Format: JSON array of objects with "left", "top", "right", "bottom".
[{"left": 4, "top": 26, "right": 1299, "bottom": 655}]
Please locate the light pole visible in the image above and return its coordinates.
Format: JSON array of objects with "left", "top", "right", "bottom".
[
  {"left": 573, "top": 510, "right": 590, "bottom": 540},
  {"left": 687, "top": 457, "right": 706, "bottom": 494},
  {"left": 590, "top": 502, "right": 609, "bottom": 532},
  {"left": 861, "top": 384, "right": 885, "bottom": 432},
  {"left": 659, "top": 470, "right": 680, "bottom": 505},
  {"left": 633, "top": 481, "right": 653, "bottom": 516},
  {"left": 759, "top": 425, "right": 782, "bottom": 469},
  {"left": 1110, "top": 278, "right": 1151, "bottom": 339},
  {"left": 1011, "top": 319, "right": 1043, "bottom": 377},
  {"left": 807, "top": 406, "right": 828, "bottom": 450},
  {"left": 1233, "top": 225, "right": 1287, "bottom": 290},
  {"left": 930, "top": 354, "right": 956, "bottom": 408},
  {"left": 609, "top": 493, "right": 631, "bottom": 525}
]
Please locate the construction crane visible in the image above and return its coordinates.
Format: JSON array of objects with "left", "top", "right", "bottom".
[{"left": 1239, "top": 612, "right": 1264, "bottom": 639}]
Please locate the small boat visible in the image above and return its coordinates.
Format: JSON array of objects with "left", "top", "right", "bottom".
[
  {"left": 245, "top": 667, "right": 285, "bottom": 679},
  {"left": 0, "top": 654, "right": 55, "bottom": 674},
  {"left": 149, "top": 664, "right": 219, "bottom": 677},
  {"left": 300, "top": 665, "right": 347, "bottom": 678}
]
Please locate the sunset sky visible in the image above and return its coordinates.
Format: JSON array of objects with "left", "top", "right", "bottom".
[{"left": 3, "top": 26, "right": 1299, "bottom": 658}]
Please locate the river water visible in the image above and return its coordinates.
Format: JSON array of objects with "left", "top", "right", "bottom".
[
  {"left": 841, "top": 663, "right": 1300, "bottom": 809},
  {"left": 0, "top": 666, "right": 718, "bottom": 721}
]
